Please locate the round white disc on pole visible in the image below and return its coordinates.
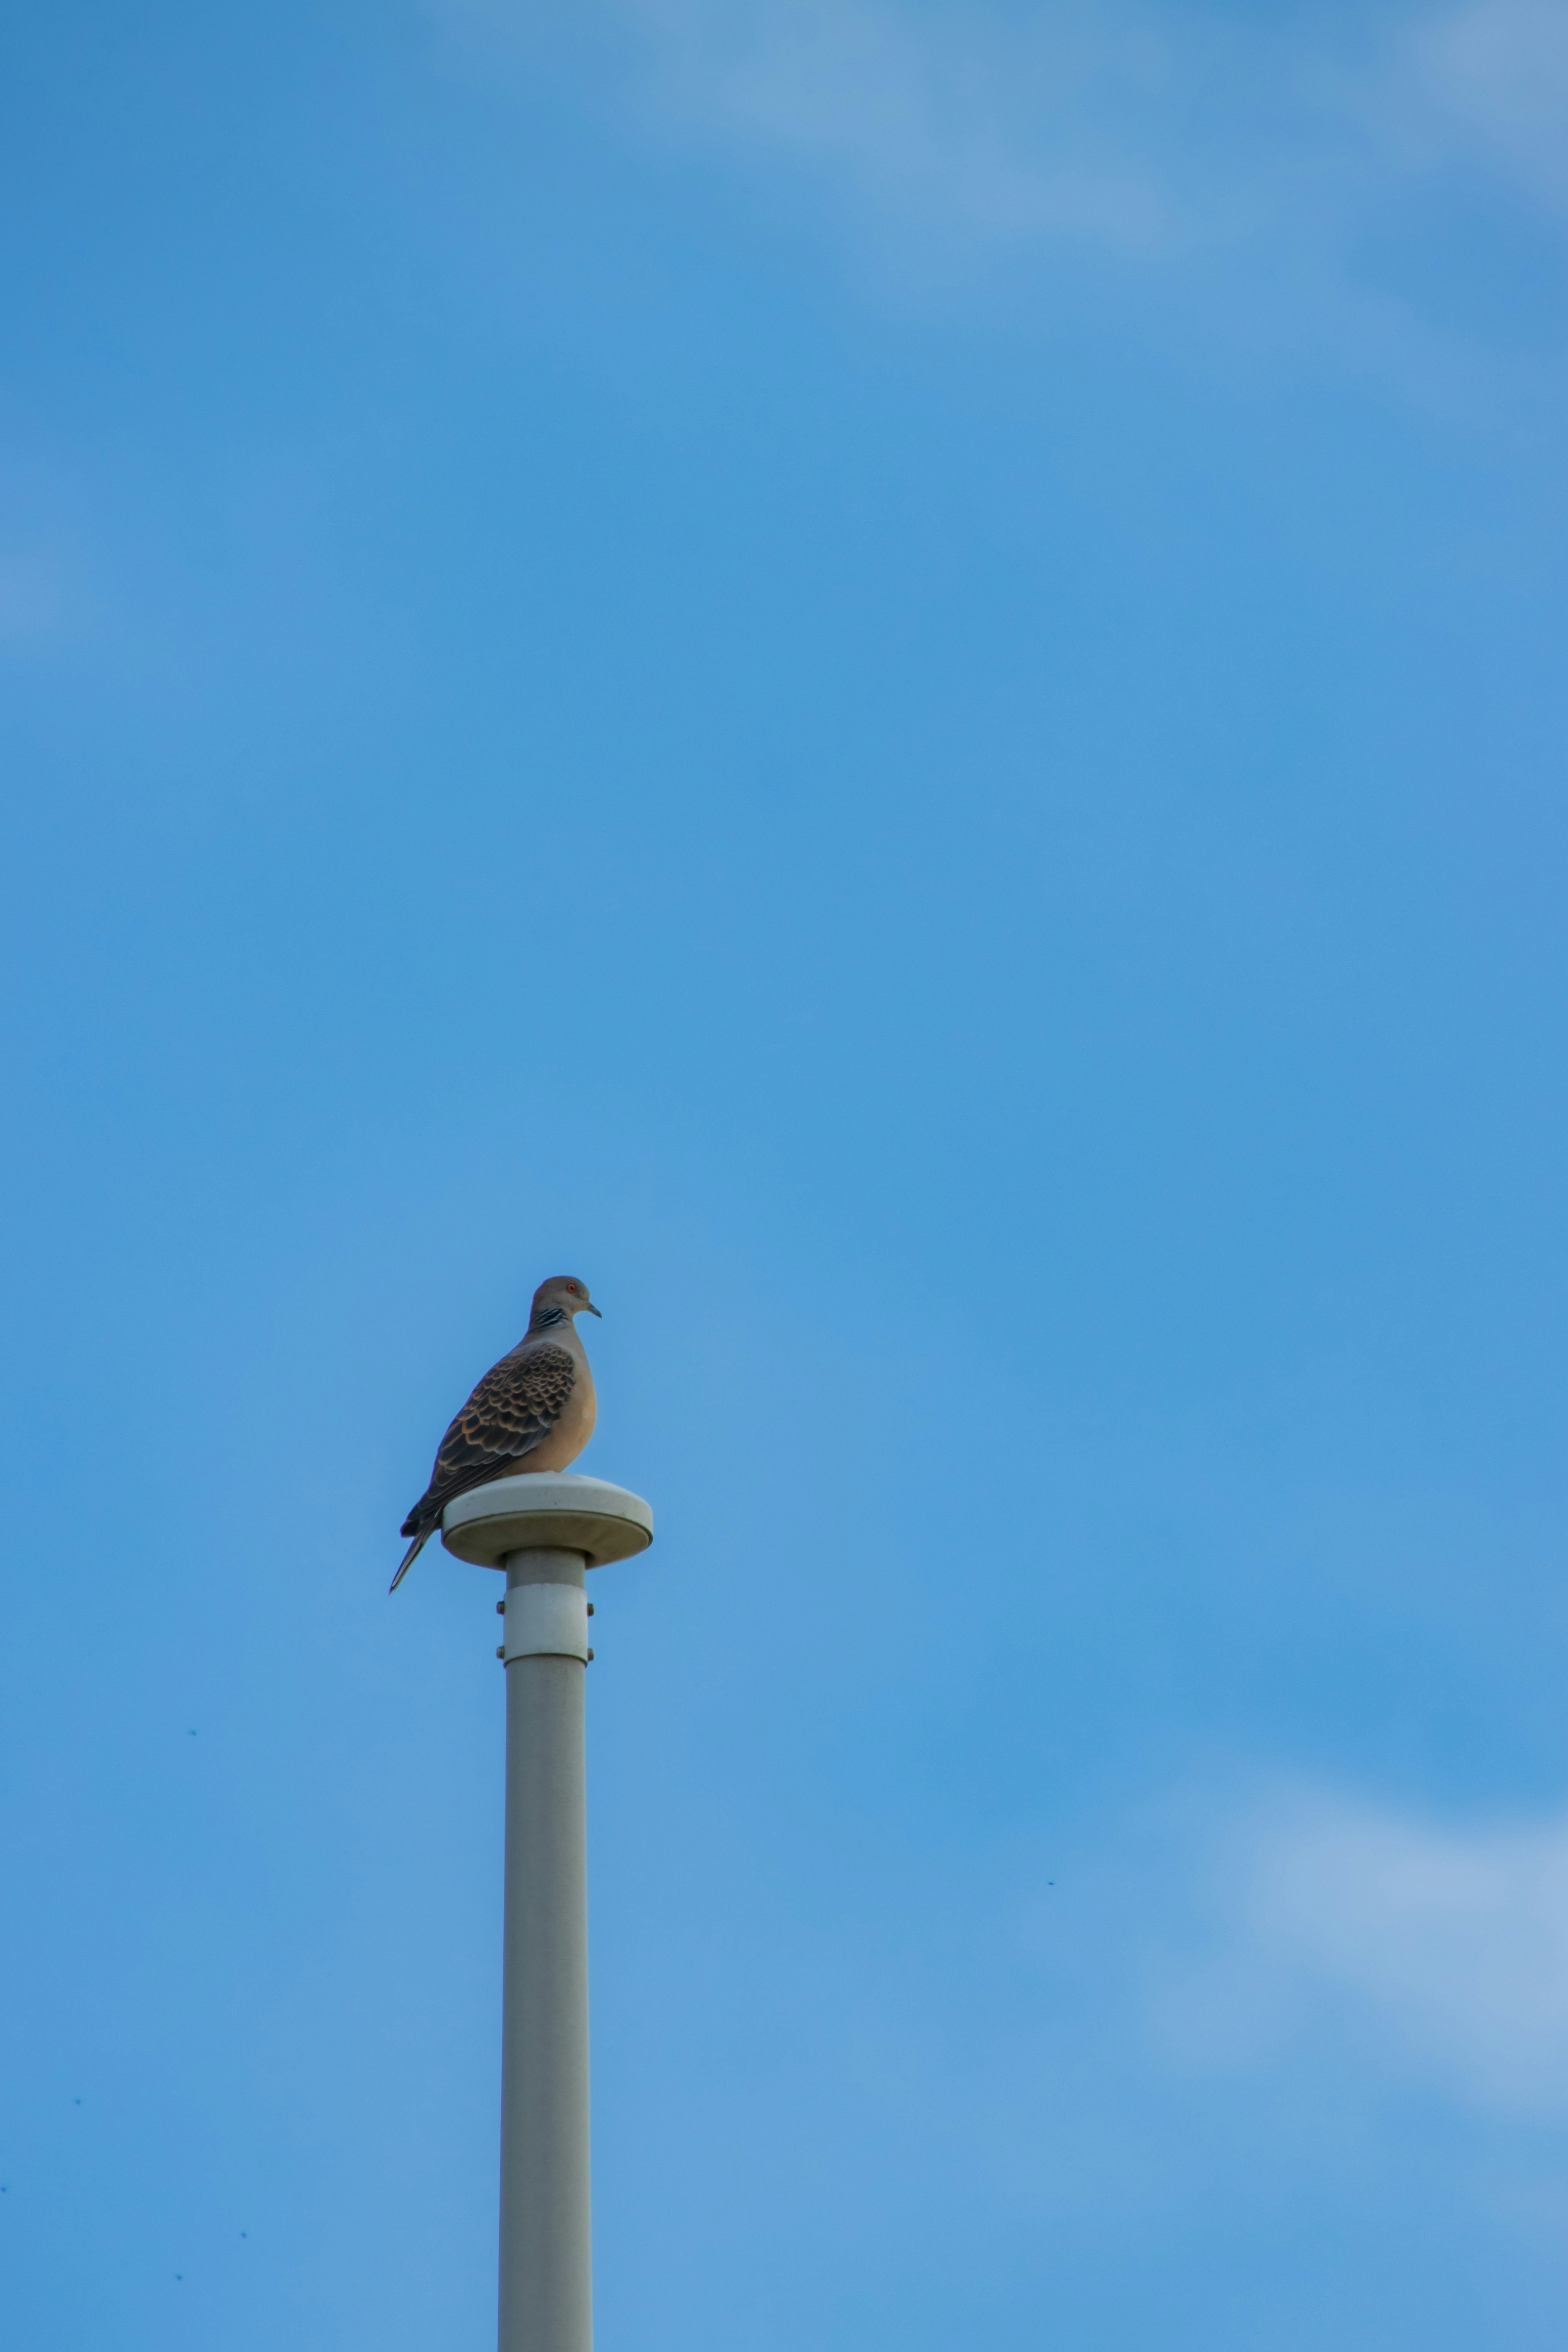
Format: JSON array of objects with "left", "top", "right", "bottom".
[{"left": 440, "top": 1470, "right": 654, "bottom": 1569}]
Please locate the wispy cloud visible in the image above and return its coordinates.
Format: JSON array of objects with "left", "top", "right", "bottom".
[
  {"left": 1416, "top": 0, "right": 1568, "bottom": 207},
  {"left": 622, "top": 0, "right": 1179, "bottom": 247},
  {"left": 0, "top": 499, "right": 89, "bottom": 657},
  {"left": 0, "top": 540, "right": 72, "bottom": 649},
  {"left": 450, "top": 0, "right": 1568, "bottom": 261},
  {"left": 1167, "top": 1786, "right": 1568, "bottom": 2116}
]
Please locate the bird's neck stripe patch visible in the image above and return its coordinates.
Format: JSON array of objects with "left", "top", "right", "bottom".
[{"left": 531, "top": 1306, "right": 568, "bottom": 1330}]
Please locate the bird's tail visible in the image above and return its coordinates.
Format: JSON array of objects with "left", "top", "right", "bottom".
[{"left": 389, "top": 1523, "right": 434, "bottom": 1594}]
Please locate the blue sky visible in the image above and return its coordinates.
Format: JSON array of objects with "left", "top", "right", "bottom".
[{"left": 3, "top": 2, "right": 1568, "bottom": 2345}]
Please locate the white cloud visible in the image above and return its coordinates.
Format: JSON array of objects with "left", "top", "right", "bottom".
[
  {"left": 1417, "top": 0, "right": 1568, "bottom": 206},
  {"left": 454, "top": 0, "right": 1568, "bottom": 258},
  {"left": 0, "top": 455, "right": 96, "bottom": 653},
  {"left": 1172, "top": 1787, "right": 1568, "bottom": 2116},
  {"left": 0, "top": 539, "right": 72, "bottom": 648},
  {"left": 624, "top": 0, "right": 1177, "bottom": 246}
]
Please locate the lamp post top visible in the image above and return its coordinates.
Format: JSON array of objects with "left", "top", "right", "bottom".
[{"left": 439, "top": 1470, "right": 654, "bottom": 1570}]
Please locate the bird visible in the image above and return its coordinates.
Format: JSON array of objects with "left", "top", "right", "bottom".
[{"left": 391, "top": 1275, "right": 601, "bottom": 1592}]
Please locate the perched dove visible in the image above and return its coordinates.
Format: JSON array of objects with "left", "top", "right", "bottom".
[{"left": 391, "top": 1275, "right": 601, "bottom": 1592}]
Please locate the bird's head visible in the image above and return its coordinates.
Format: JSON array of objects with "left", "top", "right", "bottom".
[{"left": 530, "top": 1274, "right": 601, "bottom": 1328}]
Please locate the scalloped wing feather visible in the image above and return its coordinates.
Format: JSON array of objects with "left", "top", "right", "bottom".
[{"left": 400, "top": 1343, "right": 576, "bottom": 1537}]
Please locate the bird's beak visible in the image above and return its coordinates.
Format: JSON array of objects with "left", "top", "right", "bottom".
[{"left": 584, "top": 1302, "right": 602, "bottom": 1317}]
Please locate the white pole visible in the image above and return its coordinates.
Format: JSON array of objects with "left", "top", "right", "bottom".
[
  {"left": 498, "top": 1548, "right": 593, "bottom": 2352},
  {"left": 435, "top": 1474, "right": 654, "bottom": 2352}
]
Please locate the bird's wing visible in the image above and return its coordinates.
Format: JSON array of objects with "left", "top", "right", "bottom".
[
  {"left": 405, "top": 1342, "right": 577, "bottom": 1530},
  {"left": 392, "top": 1341, "right": 579, "bottom": 1588}
]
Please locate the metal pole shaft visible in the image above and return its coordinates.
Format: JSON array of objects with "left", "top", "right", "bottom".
[{"left": 499, "top": 1548, "right": 592, "bottom": 2352}]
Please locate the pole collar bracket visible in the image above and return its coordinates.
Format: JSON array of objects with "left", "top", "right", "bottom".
[{"left": 502, "top": 1581, "right": 590, "bottom": 1664}]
